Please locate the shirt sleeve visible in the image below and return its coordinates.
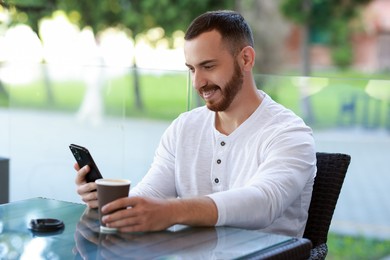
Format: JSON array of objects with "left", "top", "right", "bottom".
[
  {"left": 130, "top": 117, "right": 180, "bottom": 199},
  {"left": 207, "top": 126, "right": 316, "bottom": 230}
]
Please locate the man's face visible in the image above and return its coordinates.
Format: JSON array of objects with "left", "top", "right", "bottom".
[{"left": 184, "top": 30, "right": 243, "bottom": 112}]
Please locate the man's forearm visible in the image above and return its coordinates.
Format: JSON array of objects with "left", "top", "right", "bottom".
[{"left": 170, "top": 196, "right": 218, "bottom": 227}]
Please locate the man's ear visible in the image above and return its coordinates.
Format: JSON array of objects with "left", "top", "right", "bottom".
[{"left": 239, "top": 46, "right": 255, "bottom": 71}]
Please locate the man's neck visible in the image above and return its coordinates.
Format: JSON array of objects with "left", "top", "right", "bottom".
[{"left": 215, "top": 89, "right": 263, "bottom": 135}]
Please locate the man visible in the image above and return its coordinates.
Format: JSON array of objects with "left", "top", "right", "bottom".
[{"left": 75, "top": 10, "right": 316, "bottom": 237}]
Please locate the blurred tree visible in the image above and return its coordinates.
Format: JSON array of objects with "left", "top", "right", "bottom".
[
  {"left": 236, "top": 0, "right": 289, "bottom": 74},
  {"left": 56, "top": 0, "right": 234, "bottom": 110},
  {"left": 1, "top": 0, "right": 57, "bottom": 105},
  {"left": 281, "top": 0, "right": 373, "bottom": 73},
  {"left": 1, "top": 0, "right": 234, "bottom": 111}
]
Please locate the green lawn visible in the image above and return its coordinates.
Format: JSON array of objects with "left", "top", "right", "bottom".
[
  {"left": 327, "top": 233, "right": 390, "bottom": 260},
  {"left": 257, "top": 73, "right": 389, "bottom": 129},
  {"left": 3, "top": 72, "right": 189, "bottom": 120},
  {"left": 3, "top": 70, "right": 389, "bottom": 130}
]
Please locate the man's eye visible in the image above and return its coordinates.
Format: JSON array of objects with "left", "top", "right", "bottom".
[{"left": 204, "top": 65, "right": 214, "bottom": 70}]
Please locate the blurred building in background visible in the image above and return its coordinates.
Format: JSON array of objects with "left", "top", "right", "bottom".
[{"left": 285, "top": 0, "right": 390, "bottom": 72}]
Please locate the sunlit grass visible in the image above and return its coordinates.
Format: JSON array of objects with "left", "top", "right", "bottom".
[
  {"left": 2, "top": 70, "right": 389, "bottom": 130},
  {"left": 327, "top": 233, "right": 390, "bottom": 260},
  {"left": 3, "top": 72, "right": 189, "bottom": 120}
]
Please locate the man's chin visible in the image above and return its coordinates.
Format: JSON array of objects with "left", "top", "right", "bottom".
[
  {"left": 206, "top": 102, "right": 229, "bottom": 112},
  {"left": 205, "top": 102, "right": 217, "bottom": 112}
]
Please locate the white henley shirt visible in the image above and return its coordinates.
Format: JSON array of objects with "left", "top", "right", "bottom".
[{"left": 131, "top": 91, "right": 316, "bottom": 237}]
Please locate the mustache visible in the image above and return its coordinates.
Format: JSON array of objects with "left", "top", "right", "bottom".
[{"left": 199, "top": 84, "right": 219, "bottom": 93}]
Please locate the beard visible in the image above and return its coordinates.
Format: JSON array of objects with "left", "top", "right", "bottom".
[{"left": 199, "top": 61, "right": 244, "bottom": 112}]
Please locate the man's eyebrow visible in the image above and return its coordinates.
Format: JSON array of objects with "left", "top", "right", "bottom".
[{"left": 185, "top": 59, "right": 217, "bottom": 68}]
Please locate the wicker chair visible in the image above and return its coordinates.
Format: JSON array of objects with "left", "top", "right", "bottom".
[{"left": 303, "top": 152, "right": 351, "bottom": 260}]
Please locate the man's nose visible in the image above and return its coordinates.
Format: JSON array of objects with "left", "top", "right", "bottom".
[{"left": 192, "top": 71, "right": 207, "bottom": 90}]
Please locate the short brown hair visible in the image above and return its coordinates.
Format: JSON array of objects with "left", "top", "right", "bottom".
[{"left": 184, "top": 10, "right": 254, "bottom": 55}]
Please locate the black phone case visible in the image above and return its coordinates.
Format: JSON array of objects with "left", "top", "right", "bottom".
[{"left": 69, "top": 144, "right": 103, "bottom": 183}]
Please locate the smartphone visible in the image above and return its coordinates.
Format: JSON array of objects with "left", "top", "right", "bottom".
[{"left": 69, "top": 144, "right": 103, "bottom": 183}]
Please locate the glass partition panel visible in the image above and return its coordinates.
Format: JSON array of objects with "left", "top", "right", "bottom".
[
  {"left": 3, "top": 63, "right": 390, "bottom": 240},
  {"left": 3, "top": 63, "right": 187, "bottom": 203},
  {"left": 0, "top": 69, "right": 10, "bottom": 158}
]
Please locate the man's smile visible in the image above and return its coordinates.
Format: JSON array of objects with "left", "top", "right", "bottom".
[{"left": 200, "top": 86, "right": 220, "bottom": 100}]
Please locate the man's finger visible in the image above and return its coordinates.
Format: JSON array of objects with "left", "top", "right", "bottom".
[{"left": 75, "top": 165, "right": 90, "bottom": 185}]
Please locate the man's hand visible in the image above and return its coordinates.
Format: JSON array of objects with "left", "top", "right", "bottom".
[
  {"left": 74, "top": 163, "right": 98, "bottom": 208},
  {"left": 101, "top": 197, "right": 175, "bottom": 232},
  {"left": 101, "top": 196, "right": 218, "bottom": 233}
]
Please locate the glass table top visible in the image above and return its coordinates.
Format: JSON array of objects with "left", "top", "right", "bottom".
[{"left": 0, "top": 197, "right": 297, "bottom": 259}]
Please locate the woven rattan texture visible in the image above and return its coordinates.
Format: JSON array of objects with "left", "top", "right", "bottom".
[{"left": 303, "top": 152, "right": 351, "bottom": 260}]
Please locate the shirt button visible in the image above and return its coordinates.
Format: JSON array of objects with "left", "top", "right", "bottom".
[
  {"left": 221, "top": 141, "right": 225, "bottom": 146},
  {"left": 217, "top": 159, "right": 221, "bottom": 164},
  {"left": 214, "top": 178, "right": 219, "bottom": 184}
]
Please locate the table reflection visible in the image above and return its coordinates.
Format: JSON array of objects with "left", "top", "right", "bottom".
[
  {"left": 73, "top": 207, "right": 295, "bottom": 259},
  {"left": 74, "top": 207, "right": 219, "bottom": 259}
]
